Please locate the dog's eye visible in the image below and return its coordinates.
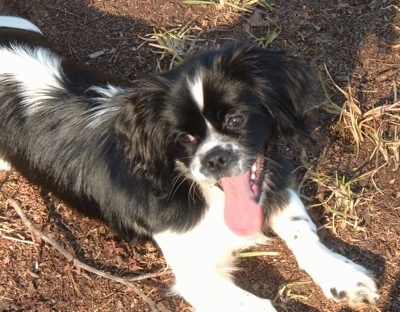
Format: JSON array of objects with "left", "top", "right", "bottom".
[
  {"left": 226, "top": 115, "right": 245, "bottom": 129},
  {"left": 178, "top": 133, "right": 198, "bottom": 145}
]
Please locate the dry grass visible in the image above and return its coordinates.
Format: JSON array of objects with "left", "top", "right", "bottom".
[
  {"left": 139, "top": 1, "right": 277, "bottom": 70},
  {"left": 305, "top": 66, "right": 400, "bottom": 232},
  {"left": 274, "top": 281, "right": 313, "bottom": 306},
  {"left": 139, "top": 26, "right": 205, "bottom": 70},
  {"left": 324, "top": 65, "right": 400, "bottom": 169},
  {"left": 305, "top": 167, "right": 369, "bottom": 233},
  {"left": 139, "top": 24, "right": 281, "bottom": 70},
  {"left": 246, "top": 22, "right": 281, "bottom": 47},
  {"left": 185, "top": 0, "right": 271, "bottom": 13}
]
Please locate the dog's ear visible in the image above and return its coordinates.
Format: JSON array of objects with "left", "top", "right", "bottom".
[
  {"left": 114, "top": 79, "right": 174, "bottom": 194},
  {"left": 227, "top": 44, "right": 315, "bottom": 145}
]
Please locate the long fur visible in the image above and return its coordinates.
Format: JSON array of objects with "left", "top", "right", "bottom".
[
  {"left": 0, "top": 23, "right": 311, "bottom": 237},
  {"left": 0, "top": 16, "right": 378, "bottom": 311}
]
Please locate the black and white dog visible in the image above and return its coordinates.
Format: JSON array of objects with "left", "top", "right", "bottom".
[{"left": 0, "top": 16, "right": 377, "bottom": 311}]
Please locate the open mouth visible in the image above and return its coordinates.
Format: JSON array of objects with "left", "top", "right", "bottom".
[
  {"left": 250, "top": 154, "right": 266, "bottom": 200},
  {"left": 217, "top": 153, "right": 266, "bottom": 237}
]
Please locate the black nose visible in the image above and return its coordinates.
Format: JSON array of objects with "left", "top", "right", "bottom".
[{"left": 203, "top": 147, "right": 232, "bottom": 172}]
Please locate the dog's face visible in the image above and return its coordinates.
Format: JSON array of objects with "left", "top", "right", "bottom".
[
  {"left": 178, "top": 75, "right": 274, "bottom": 184},
  {"left": 117, "top": 44, "right": 312, "bottom": 235}
]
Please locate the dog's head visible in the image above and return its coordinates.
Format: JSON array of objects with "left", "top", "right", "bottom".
[{"left": 116, "top": 43, "right": 313, "bottom": 235}]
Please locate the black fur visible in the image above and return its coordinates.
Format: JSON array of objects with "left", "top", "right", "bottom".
[{"left": 0, "top": 26, "right": 313, "bottom": 240}]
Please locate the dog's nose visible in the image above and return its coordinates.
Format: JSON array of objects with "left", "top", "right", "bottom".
[{"left": 203, "top": 148, "right": 232, "bottom": 172}]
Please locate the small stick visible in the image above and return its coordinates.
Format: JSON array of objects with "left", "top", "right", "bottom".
[{"left": 7, "top": 198, "right": 167, "bottom": 312}]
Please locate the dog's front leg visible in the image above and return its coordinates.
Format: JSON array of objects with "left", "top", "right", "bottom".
[
  {"left": 270, "top": 189, "right": 378, "bottom": 308},
  {"left": 154, "top": 230, "right": 276, "bottom": 312}
]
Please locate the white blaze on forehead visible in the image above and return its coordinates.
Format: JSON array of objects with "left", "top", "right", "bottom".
[
  {"left": 0, "top": 16, "right": 42, "bottom": 34},
  {"left": 188, "top": 75, "right": 204, "bottom": 110}
]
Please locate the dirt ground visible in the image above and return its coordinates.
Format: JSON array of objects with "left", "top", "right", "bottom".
[{"left": 0, "top": 0, "right": 399, "bottom": 311}]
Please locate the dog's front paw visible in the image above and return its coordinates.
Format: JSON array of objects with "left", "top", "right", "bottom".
[{"left": 316, "top": 254, "right": 378, "bottom": 308}]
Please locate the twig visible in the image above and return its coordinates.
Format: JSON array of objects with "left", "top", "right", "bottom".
[
  {"left": 0, "top": 234, "right": 35, "bottom": 245},
  {"left": 7, "top": 198, "right": 166, "bottom": 312}
]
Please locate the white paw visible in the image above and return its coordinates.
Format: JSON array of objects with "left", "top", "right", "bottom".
[{"left": 315, "top": 253, "right": 378, "bottom": 308}]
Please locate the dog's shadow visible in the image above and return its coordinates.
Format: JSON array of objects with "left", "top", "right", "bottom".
[
  {"left": 385, "top": 271, "right": 400, "bottom": 312},
  {"left": 40, "top": 189, "right": 165, "bottom": 270}
]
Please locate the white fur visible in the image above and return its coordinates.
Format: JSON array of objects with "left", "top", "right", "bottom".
[
  {"left": 0, "top": 46, "right": 64, "bottom": 116},
  {"left": 270, "top": 190, "right": 378, "bottom": 307},
  {"left": 154, "top": 185, "right": 273, "bottom": 312},
  {"left": 189, "top": 75, "right": 204, "bottom": 110},
  {"left": 0, "top": 16, "right": 42, "bottom": 33},
  {"left": 85, "top": 85, "right": 126, "bottom": 128},
  {"left": 0, "top": 159, "right": 12, "bottom": 171},
  {"left": 87, "top": 85, "right": 124, "bottom": 99},
  {"left": 155, "top": 189, "right": 377, "bottom": 311}
]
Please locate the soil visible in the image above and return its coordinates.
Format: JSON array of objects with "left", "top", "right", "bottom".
[{"left": 0, "top": 0, "right": 399, "bottom": 311}]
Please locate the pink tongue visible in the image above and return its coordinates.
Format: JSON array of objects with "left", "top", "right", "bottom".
[{"left": 220, "top": 170, "right": 263, "bottom": 236}]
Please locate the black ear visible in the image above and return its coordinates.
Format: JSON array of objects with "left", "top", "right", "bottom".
[
  {"left": 228, "top": 44, "right": 315, "bottom": 145},
  {"left": 114, "top": 78, "right": 174, "bottom": 194}
]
